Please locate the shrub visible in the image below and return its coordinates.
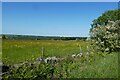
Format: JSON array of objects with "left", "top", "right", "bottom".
[
  {"left": 90, "top": 20, "right": 120, "bottom": 53},
  {"left": 2, "top": 62, "right": 55, "bottom": 79}
]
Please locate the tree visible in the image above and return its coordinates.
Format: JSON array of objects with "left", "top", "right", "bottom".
[
  {"left": 2, "top": 35, "right": 6, "bottom": 39},
  {"left": 90, "top": 10, "right": 120, "bottom": 32},
  {"left": 90, "top": 10, "right": 120, "bottom": 53}
]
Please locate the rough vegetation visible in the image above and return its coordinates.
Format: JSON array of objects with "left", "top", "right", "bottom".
[{"left": 2, "top": 40, "right": 118, "bottom": 79}]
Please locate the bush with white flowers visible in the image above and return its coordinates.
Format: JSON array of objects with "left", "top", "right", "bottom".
[{"left": 90, "top": 20, "right": 120, "bottom": 53}]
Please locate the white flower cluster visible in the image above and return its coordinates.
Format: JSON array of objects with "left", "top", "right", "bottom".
[{"left": 90, "top": 20, "right": 120, "bottom": 52}]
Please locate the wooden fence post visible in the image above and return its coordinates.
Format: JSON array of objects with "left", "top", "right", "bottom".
[{"left": 41, "top": 47, "right": 44, "bottom": 63}]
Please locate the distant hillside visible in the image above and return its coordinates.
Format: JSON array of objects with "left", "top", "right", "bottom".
[{"left": 1, "top": 34, "right": 87, "bottom": 41}]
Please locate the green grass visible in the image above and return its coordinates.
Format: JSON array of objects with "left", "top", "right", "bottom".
[
  {"left": 2, "top": 40, "right": 89, "bottom": 64},
  {"left": 54, "top": 52, "right": 118, "bottom": 78},
  {"left": 70, "top": 52, "right": 118, "bottom": 78},
  {"left": 0, "top": 51, "right": 1, "bottom": 66},
  {"left": 2, "top": 40, "right": 118, "bottom": 78}
]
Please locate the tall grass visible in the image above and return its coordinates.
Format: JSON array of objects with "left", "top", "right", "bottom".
[
  {"left": 2, "top": 40, "right": 118, "bottom": 78},
  {"left": 2, "top": 40, "right": 89, "bottom": 64}
]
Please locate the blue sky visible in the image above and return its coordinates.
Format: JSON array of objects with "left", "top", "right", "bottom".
[{"left": 2, "top": 2, "right": 118, "bottom": 37}]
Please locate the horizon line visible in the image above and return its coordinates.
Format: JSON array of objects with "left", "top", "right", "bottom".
[{"left": 1, "top": 33, "right": 89, "bottom": 37}]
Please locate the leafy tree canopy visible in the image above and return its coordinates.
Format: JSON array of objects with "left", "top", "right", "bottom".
[{"left": 90, "top": 10, "right": 120, "bottom": 31}]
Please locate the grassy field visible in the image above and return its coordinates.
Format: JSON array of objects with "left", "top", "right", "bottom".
[
  {"left": 2, "top": 40, "right": 118, "bottom": 78},
  {"left": 0, "top": 39, "right": 2, "bottom": 66},
  {"left": 2, "top": 40, "right": 89, "bottom": 64}
]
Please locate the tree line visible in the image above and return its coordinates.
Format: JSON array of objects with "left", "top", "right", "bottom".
[{"left": 1, "top": 34, "right": 87, "bottom": 41}]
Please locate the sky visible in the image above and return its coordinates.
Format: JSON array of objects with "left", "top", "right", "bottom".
[
  {"left": 2, "top": 0, "right": 120, "bottom": 2},
  {"left": 0, "top": 2, "right": 2, "bottom": 34},
  {"left": 2, "top": 2, "right": 118, "bottom": 37}
]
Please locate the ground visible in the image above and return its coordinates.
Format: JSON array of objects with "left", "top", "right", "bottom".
[{"left": 2, "top": 40, "right": 118, "bottom": 78}]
